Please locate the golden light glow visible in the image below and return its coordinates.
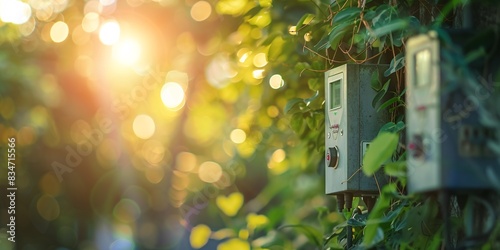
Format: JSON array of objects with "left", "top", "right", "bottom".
[
  {"left": 288, "top": 25, "right": 297, "bottom": 35},
  {"left": 161, "top": 82, "right": 185, "bottom": 110},
  {"left": 72, "top": 25, "right": 90, "bottom": 45},
  {"left": 112, "top": 38, "right": 141, "bottom": 65},
  {"left": 0, "top": 0, "right": 31, "bottom": 24},
  {"left": 82, "top": 12, "right": 100, "bottom": 33},
  {"left": 176, "top": 32, "right": 196, "bottom": 53},
  {"left": 252, "top": 52, "right": 267, "bottom": 68},
  {"left": 99, "top": 20, "right": 120, "bottom": 45},
  {"left": 230, "top": 129, "right": 246, "bottom": 144},
  {"left": 269, "top": 74, "right": 284, "bottom": 89},
  {"left": 198, "top": 161, "right": 222, "bottom": 183},
  {"left": 190, "top": 1, "right": 212, "bottom": 22},
  {"left": 50, "top": 21, "right": 69, "bottom": 43},
  {"left": 74, "top": 55, "right": 93, "bottom": 77},
  {"left": 133, "top": 114, "right": 156, "bottom": 139}
]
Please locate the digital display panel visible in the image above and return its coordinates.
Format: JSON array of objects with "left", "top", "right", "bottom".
[
  {"left": 329, "top": 80, "right": 341, "bottom": 110},
  {"left": 414, "top": 49, "right": 431, "bottom": 87}
]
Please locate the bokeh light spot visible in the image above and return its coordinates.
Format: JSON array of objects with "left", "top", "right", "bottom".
[
  {"left": 252, "top": 52, "right": 267, "bottom": 68},
  {"left": 230, "top": 129, "right": 246, "bottom": 144},
  {"left": 113, "top": 199, "right": 141, "bottom": 223},
  {"left": 133, "top": 114, "right": 155, "bottom": 139},
  {"left": 269, "top": 74, "right": 284, "bottom": 89},
  {"left": 176, "top": 152, "right": 197, "bottom": 172},
  {"left": 82, "top": 12, "right": 100, "bottom": 33},
  {"left": 267, "top": 106, "right": 279, "bottom": 118},
  {"left": 198, "top": 161, "right": 222, "bottom": 183},
  {"left": 141, "top": 139, "right": 166, "bottom": 166},
  {"left": 0, "top": 0, "right": 31, "bottom": 24},
  {"left": 252, "top": 69, "right": 265, "bottom": 79},
  {"left": 37, "top": 195, "right": 60, "bottom": 221},
  {"left": 145, "top": 167, "right": 164, "bottom": 184},
  {"left": 161, "top": 82, "right": 185, "bottom": 110},
  {"left": 190, "top": 1, "right": 212, "bottom": 22},
  {"left": 39, "top": 173, "right": 61, "bottom": 196},
  {"left": 50, "top": 21, "right": 69, "bottom": 43},
  {"left": 271, "top": 148, "right": 286, "bottom": 162},
  {"left": 190, "top": 224, "right": 211, "bottom": 249},
  {"left": 100, "top": 0, "right": 116, "bottom": 6},
  {"left": 99, "top": 20, "right": 120, "bottom": 45}
]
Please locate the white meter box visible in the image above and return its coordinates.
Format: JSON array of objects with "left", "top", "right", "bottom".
[
  {"left": 406, "top": 31, "right": 499, "bottom": 194},
  {"left": 325, "top": 64, "right": 390, "bottom": 195}
]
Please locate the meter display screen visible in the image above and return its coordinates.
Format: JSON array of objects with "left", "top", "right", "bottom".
[
  {"left": 414, "top": 49, "right": 431, "bottom": 87},
  {"left": 329, "top": 80, "right": 341, "bottom": 110}
]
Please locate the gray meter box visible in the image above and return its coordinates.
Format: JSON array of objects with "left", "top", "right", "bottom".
[
  {"left": 325, "top": 64, "right": 389, "bottom": 195},
  {"left": 406, "top": 31, "right": 499, "bottom": 193}
]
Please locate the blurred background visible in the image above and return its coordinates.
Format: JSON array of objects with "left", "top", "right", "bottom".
[{"left": 0, "top": 0, "right": 338, "bottom": 249}]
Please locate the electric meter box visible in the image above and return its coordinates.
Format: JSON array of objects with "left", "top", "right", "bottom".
[
  {"left": 325, "top": 64, "right": 390, "bottom": 195},
  {"left": 406, "top": 31, "right": 499, "bottom": 194}
]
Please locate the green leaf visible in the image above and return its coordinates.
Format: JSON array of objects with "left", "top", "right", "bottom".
[
  {"left": 328, "top": 22, "right": 353, "bottom": 49},
  {"left": 347, "top": 218, "right": 366, "bottom": 227},
  {"left": 296, "top": 14, "right": 315, "bottom": 31},
  {"left": 284, "top": 98, "right": 304, "bottom": 114},
  {"left": 295, "top": 62, "right": 311, "bottom": 72},
  {"left": 362, "top": 132, "right": 399, "bottom": 176},
  {"left": 307, "top": 78, "right": 321, "bottom": 91},
  {"left": 278, "top": 224, "right": 323, "bottom": 247},
  {"left": 384, "top": 161, "right": 406, "bottom": 177},
  {"left": 376, "top": 96, "right": 399, "bottom": 112},
  {"left": 290, "top": 113, "right": 305, "bottom": 134},
  {"left": 384, "top": 52, "right": 405, "bottom": 77},
  {"left": 379, "top": 121, "right": 405, "bottom": 134},
  {"left": 371, "top": 70, "right": 381, "bottom": 91},
  {"left": 371, "top": 19, "right": 409, "bottom": 38},
  {"left": 333, "top": 7, "right": 361, "bottom": 23},
  {"left": 362, "top": 227, "right": 384, "bottom": 247},
  {"left": 371, "top": 79, "right": 390, "bottom": 108},
  {"left": 305, "top": 91, "right": 319, "bottom": 106},
  {"left": 363, "top": 184, "right": 395, "bottom": 246},
  {"left": 314, "top": 34, "right": 331, "bottom": 50}
]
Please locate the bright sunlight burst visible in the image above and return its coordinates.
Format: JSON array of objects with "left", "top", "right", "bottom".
[
  {"left": 112, "top": 39, "right": 141, "bottom": 66},
  {"left": 99, "top": 20, "right": 120, "bottom": 45}
]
